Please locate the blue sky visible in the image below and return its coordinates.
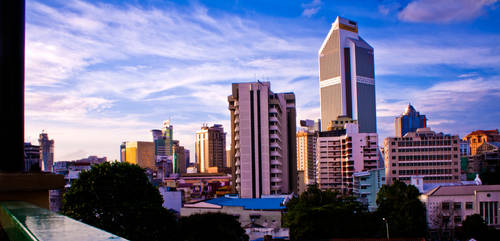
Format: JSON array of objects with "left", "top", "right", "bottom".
[{"left": 25, "top": 0, "right": 500, "bottom": 162}]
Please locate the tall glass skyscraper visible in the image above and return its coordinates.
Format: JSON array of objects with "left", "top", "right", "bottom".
[
  {"left": 319, "top": 16, "right": 376, "bottom": 133},
  {"left": 394, "top": 103, "right": 427, "bottom": 137}
]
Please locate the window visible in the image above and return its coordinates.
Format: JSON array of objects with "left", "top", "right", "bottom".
[
  {"left": 466, "top": 202, "right": 473, "bottom": 210},
  {"left": 454, "top": 202, "right": 461, "bottom": 210},
  {"left": 480, "top": 201, "right": 498, "bottom": 225},
  {"left": 454, "top": 216, "right": 462, "bottom": 224},
  {"left": 442, "top": 202, "right": 450, "bottom": 210}
]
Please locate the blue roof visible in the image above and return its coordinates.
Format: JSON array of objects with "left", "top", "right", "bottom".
[{"left": 204, "top": 197, "right": 286, "bottom": 210}]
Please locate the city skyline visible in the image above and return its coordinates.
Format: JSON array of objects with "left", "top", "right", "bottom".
[{"left": 25, "top": 0, "right": 500, "bottom": 162}]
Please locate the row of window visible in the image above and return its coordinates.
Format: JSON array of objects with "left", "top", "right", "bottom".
[
  {"left": 394, "top": 147, "right": 456, "bottom": 152},
  {"left": 393, "top": 140, "right": 457, "bottom": 147},
  {"left": 396, "top": 155, "right": 458, "bottom": 161},
  {"left": 397, "top": 169, "right": 455, "bottom": 175},
  {"left": 442, "top": 201, "right": 473, "bottom": 210},
  {"left": 396, "top": 161, "right": 455, "bottom": 167}
]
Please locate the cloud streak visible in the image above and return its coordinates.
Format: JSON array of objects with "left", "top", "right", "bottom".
[{"left": 398, "top": 0, "right": 499, "bottom": 23}]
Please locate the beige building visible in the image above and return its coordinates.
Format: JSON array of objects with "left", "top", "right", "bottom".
[
  {"left": 420, "top": 185, "right": 500, "bottom": 230},
  {"left": 316, "top": 123, "right": 379, "bottom": 194},
  {"left": 123, "top": 141, "right": 156, "bottom": 171},
  {"left": 384, "top": 128, "right": 460, "bottom": 185},
  {"left": 228, "top": 82, "right": 297, "bottom": 198},
  {"left": 195, "top": 124, "right": 226, "bottom": 173},
  {"left": 296, "top": 130, "right": 317, "bottom": 186}
]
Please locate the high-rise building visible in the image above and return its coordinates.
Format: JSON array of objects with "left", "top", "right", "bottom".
[
  {"left": 395, "top": 103, "right": 427, "bottom": 137},
  {"left": 353, "top": 168, "right": 385, "bottom": 211},
  {"left": 462, "top": 129, "right": 500, "bottom": 155},
  {"left": 296, "top": 119, "right": 320, "bottom": 186},
  {"left": 152, "top": 120, "right": 175, "bottom": 176},
  {"left": 122, "top": 141, "right": 155, "bottom": 171},
  {"left": 38, "top": 132, "right": 54, "bottom": 172},
  {"left": 384, "top": 127, "right": 461, "bottom": 185},
  {"left": 316, "top": 123, "right": 379, "bottom": 194},
  {"left": 24, "top": 142, "right": 40, "bottom": 172},
  {"left": 319, "top": 16, "right": 376, "bottom": 133},
  {"left": 195, "top": 124, "right": 226, "bottom": 173},
  {"left": 228, "top": 82, "right": 297, "bottom": 198},
  {"left": 172, "top": 140, "right": 186, "bottom": 174}
]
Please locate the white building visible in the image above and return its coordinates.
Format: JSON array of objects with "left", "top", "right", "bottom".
[{"left": 420, "top": 185, "right": 500, "bottom": 230}]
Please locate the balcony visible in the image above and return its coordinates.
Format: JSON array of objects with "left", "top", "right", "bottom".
[
  {"left": 269, "top": 116, "right": 279, "bottom": 123},
  {"left": 270, "top": 142, "right": 280, "bottom": 148},
  {"left": 270, "top": 134, "right": 281, "bottom": 141},
  {"left": 271, "top": 177, "right": 282, "bottom": 183},
  {"left": 271, "top": 159, "right": 282, "bottom": 165},
  {"left": 269, "top": 125, "right": 279, "bottom": 131},
  {"left": 0, "top": 201, "right": 126, "bottom": 241},
  {"left": 271, "top": 168, "right": 282, "bottom": 174},
  {"left": 270, "top": 151, "right": 282, "bottom": 157},
  {"left": 234, "top": 118, "right": 240, "bottom": 124},
  {"left": 235, "top": 151, "right": 240, "bottom": 157},
  {"left": 269, "top": 107, "right": 278, "bottom": 113}
]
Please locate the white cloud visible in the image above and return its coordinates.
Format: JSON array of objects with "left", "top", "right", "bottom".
[
  {"left": 398, "top": 0, "right": 499, "bottom": 23},
  {"left": 301, "top": 0, "right": 322, "bottom": 17}
]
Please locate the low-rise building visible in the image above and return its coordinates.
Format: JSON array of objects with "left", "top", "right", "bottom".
[
  {"left": 420, "top": 185, "right": 500, "bottom": 232},
  {"left": 352, "top": 168, "right": 385, "bottom": 211},
  {"left": 181, "top": 195, "right": 290, "bottom": 241}
]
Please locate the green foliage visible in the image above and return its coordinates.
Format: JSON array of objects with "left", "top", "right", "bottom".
[
  {"left": 479, "top": 164, "right": 500, "bottom": 184},
  {"left": 179, "top": 212, "right": 248, "bottom": 241},
  {"left": 283, "top": 185, "right": 382, "bottom": 240},
  {"left": 62, "top": 162, "right": 178, "bottom": 241},
  {"left": 376, "top": 180, "right": 427, "bottom": 238}
]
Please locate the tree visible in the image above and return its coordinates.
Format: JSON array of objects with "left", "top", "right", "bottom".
[
  {"left": 376, "top": 180, "right": 427, "bottom": 238},
  {"left": 283, "top": 185, "right": 382, "bottom": 240},
  {"left": 179, "top": 212, "right": 248, "bottom": 241},
  {"left": 62, "top": 162, "right": 178, "bottom": 241},
  {"left": 456, "top": 214, "right": 490, "bottom": 241}
]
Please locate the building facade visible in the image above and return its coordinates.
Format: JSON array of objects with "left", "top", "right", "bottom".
[
  {"left": 38, "top": 132, "right": 54, "bottom": 172},
  {"left": 385, "top": 128, "right": 461, "bottom": 185},
  {"left": 463, "top": 129, "right": 500, "bottom": 155},
  {"left": 122, "top": 141, "right": 155, "bottom": 171},
  {"left": 316, "top": 123, "right": 379, "bottom": 194},
  {"left": 195, "top": 124, "right": 227, "bottom": 173},
  {"left": 172, "top": 140, "right": 186, "bottom": 174},
  {"left": 394, "top": 103, "right": 427, "bottom": 137},
  {"left": 319, "top": 16, "right": 376, "bottom": 133},
  {"left": 228, "top": 82, "right": 297, "bottom": 198}
]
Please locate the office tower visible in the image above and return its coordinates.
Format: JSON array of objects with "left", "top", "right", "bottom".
[
  {"left": 319, "top": 16, "right": 376, "bottom": 133},
  {"left": 172, "top": 140, "right": 186, "bottom": 174},
  {"left": 384, "top": 127, "right": 461, "bottom": 185},
  {"left": 228, "top": 82, "right": 297, "bottom": 198},
  {"left": 226, "top": 147, "right": 232, "bottom": 170},
  {"left": 195, "top": 124, "right": 226, "bottom": 173},
  {"left": 395, "top": 103, "right": 427, "bottom": 137},
  {"left": 123, "top": 141, "right": 155, "bottom": 171},
  {"left": 152, "top": 120, "right": 175, "bottom": 176},
  {"left": 185, "top": 149, "right": 190, "bottom": 168},
  {"left": 120, "top": 142, "right": 126, "bottom": 162},
  {"left": 463, "top": 129, "right": 500, "bottom": 155},
  {"left": 24, "top": 142, "right": 40, "bottom": 172},
  {"left": 316, "top": 122, "right": 379, "bottom": 194},
  {"left": 38, "top": 132, "right": 54, "bottom": 172}
]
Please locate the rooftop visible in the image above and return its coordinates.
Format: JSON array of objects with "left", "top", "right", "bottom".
[
  {"left": 184, "top": 195, "right": 288, "bottom": 210},
  {"left": 425, "top": 184, "right": 500, "bottom": 196}
]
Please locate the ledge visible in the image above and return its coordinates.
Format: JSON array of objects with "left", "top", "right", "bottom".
[{"left": 0, "top": 173, "right": 64, "bottom": 191}]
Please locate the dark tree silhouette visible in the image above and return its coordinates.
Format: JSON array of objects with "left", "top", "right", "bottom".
[
  {"left": 62, "top": 162, "right": 178, "bottom": 241},
  {"left": 376, "top": 180, "right": 427, "bottom": 238}
]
